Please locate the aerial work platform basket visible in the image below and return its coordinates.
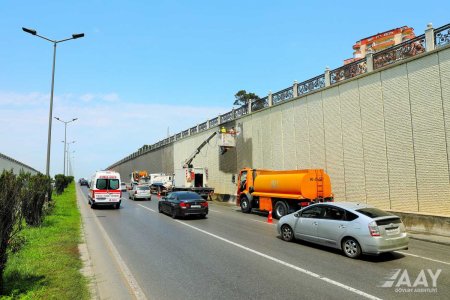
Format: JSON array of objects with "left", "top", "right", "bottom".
[{"left": 218, "top": 133, "right": 236, "bottom": 148}]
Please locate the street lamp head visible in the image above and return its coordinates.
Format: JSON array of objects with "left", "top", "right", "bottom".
[
  {"left": 22, "top": 27, "right": 37, "bottom": 35},
  {"left": 72, "top": 118, "right": 78, "bottom": 121},
  {"left": 72, "top": 33, "right": 84, "bottom": 39},
  {"left": 55, "top": 117, "right": 60, "bottom": 121}
]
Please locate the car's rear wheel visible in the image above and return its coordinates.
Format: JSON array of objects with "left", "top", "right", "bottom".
[
  {"left": 280, "top": 224, "right": 294, "bottom": 242},
  {"left": 342, "top": 237, "right": 361, "bottom": 259}
]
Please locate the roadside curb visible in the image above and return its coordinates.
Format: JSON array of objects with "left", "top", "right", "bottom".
[
  {"left": 408, "top": 232, "right": 450, "bottom": 247},
  {"left": 76, "top": 186, "right": 99, "bottom": 300}
]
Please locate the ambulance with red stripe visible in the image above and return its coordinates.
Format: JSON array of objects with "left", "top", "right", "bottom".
[{"left": 88, "top": 170, "right": 122, "bottom": 209}]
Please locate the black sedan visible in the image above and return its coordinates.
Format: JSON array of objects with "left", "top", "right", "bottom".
[{"left": 158, "top": 191, "right": 208, "bottom": 219}]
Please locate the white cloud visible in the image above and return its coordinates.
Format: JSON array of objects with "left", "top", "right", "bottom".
[
  {"left": 0, "top": 91, "right": 230, "bottom": 179},
  {"left": 79, "top": 93, "right": 119, "bottom": 103}
]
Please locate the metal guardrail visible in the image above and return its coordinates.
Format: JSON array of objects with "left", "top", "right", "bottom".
[{"left": 108, "top": 22, "right": 450, "bottom": 169}]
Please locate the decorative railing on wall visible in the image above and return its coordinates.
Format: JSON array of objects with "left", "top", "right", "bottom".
[
  {"left": 330, "top": 59, "right": 368, "bottom": 84},
  {"left": 373, "top": 35, "right": 426, "bottom": 69},
  {"left": 434, "top": 23, "right": 450, "bottom": 48},
  {"left": 109, "top": 22, "right": 450, "bottom": 169}
]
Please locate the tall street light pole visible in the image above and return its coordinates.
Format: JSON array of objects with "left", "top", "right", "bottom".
[
  {"left": 66, "top": 141, "right": 76, "bottom": 175},
  {"left": 22, "top": 27, "right": 84, "bottom": 177},
  {"left": 55, "top": 117, "right": 77, "bottom": 175}
]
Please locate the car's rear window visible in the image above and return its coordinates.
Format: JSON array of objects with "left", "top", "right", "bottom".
[
  {"left": 178, "top": 193, "right": 202, "bottom": 200},
  {"left": 356, "top": 208, "right": 394, "bottom": 218},
  {"left": 138, "top": 186, "right": 150, "bottom": 190},
  {"left": 96, "top": 179, "right": 120, "bottom": 190}
]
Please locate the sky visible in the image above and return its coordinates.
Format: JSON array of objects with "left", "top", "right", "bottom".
[{"left": 1, "top": 0, "right": 449, "bottom": 179}]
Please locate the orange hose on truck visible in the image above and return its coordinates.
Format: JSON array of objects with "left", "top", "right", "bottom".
[{"left": 236, "top": 168, "right": 333, "bottom": 219}]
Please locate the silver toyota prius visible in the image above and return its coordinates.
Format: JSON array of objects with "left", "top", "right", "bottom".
[{"left": 277, "top": 202, "right": 409, "bottom": 258}]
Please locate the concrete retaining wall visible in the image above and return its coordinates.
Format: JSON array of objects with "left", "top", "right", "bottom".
[{"left": 111, "top": 46, "right": 450, "bottom": 216}]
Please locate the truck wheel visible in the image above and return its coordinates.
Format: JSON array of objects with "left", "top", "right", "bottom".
[
  {"left": 240, "top": 197, "right": 251, "bottom": 213},
  {"left": 273, "top": 201, "right": 288, "bottom": 219}
]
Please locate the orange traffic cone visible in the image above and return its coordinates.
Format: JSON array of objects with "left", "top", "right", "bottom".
[{"left": 268, "top": 210, "right": 273, "bottom": 223}]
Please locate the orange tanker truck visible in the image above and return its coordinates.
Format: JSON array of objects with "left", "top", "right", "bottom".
[{"left": 236, "top": 168, "right": 333, "bottom": 219}]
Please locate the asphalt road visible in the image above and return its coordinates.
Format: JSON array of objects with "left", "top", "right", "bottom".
[{"left": 77, "top": 185, "right": 450, "bottom": 300}]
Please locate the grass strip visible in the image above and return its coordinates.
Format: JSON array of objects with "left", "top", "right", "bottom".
[{"left": 0, "top": 183, "right": 89, "bottom": 299}]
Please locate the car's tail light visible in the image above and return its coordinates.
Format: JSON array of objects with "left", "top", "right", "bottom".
[
  {"left": 201, "top": 202, "right": 208, "bottom": 207},
  {"left": 368, "top": 221, "right": 380, "bottom": 236},
  {"left": 180, "top": 202, "right": 190, "bottom": 209}
]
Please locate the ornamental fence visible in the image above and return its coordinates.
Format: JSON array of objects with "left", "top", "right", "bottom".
[{"left": 110, "top": 23, "right": 450, "bottom": 168}]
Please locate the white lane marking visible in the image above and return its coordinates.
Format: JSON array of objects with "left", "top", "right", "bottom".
[
  {"left": 138, "top": 204, "right": 156, "bottom": 212},
  {"left": 80, "top": 190, "right": 147, "bottom": 300},
  {"left": 209, "top": 209, "right": 221, "bottom": 213},
  {"left": 395, "top": 251, "right": 450, "bottom": 266},
  {"left": 138, "top": 204, "right": 380, "bottom": 300}
]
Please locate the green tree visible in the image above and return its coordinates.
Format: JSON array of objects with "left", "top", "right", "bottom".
[{"left": 233, "top": 90, "right": 260, "bottom": 106}]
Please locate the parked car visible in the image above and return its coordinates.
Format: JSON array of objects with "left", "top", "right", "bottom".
[
  {"left": 120, "top": 182, "right": 127, "bottom": 192},
  {"left": 277, "top": 202, "right": 409, "bottom": 259},
  {"left": 129, "top": 184, "right": 151, "bottom": 201},
  {"left": 158, "top": 191, "right": 208, "bottom": 219}
]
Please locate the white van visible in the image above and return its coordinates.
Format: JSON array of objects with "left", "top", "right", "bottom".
[{"left": 88, "top": 170, "right": 122, "bottom": 209}]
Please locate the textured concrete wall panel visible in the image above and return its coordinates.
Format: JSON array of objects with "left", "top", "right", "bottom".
[
  {"left": 250, "top": 113, "right": 264, "bottom": 169},
  {"left": 293, "top": 99, "right": 311, "bottom": 168},
  {"left": 236, "top": 115, "right": 253, "bottom": 170},
  {"left": 358, "top": 74, "right": 390, "bottom": 209},
  {"left": 281, "top": 102, "right": 297, "bottom": 170},
  {"left": 339, "top": 81, "right": 366, "bottom": 202},
  {"left": 408, "top": 54, "right": 450, "bottom": 214},
  {"left": 307, "top": 93, "right": 326, "bottom": 168},
  {"left": 438, "top": 48, "right": 450, "bottom": 203},
  {"left": 381, "top": 64, "right": 418, "bottom": 211},
  {"left": 322, "top": 88, "right": 346, "bottom": 201},
  {"left": 269, "top": 106, "right": 284, "bottom": 170}
]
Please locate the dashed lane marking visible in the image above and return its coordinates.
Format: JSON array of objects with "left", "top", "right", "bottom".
[{"left": 395, "top": 251, "right": 450, "bottom": 266}]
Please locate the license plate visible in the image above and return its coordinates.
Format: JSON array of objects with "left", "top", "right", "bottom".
[
  {"left": 386, "top": 228, "right": 399, "bottom": 235},
  {"left": 191, "top": 205, "right": 201, "bottom": 208}
]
